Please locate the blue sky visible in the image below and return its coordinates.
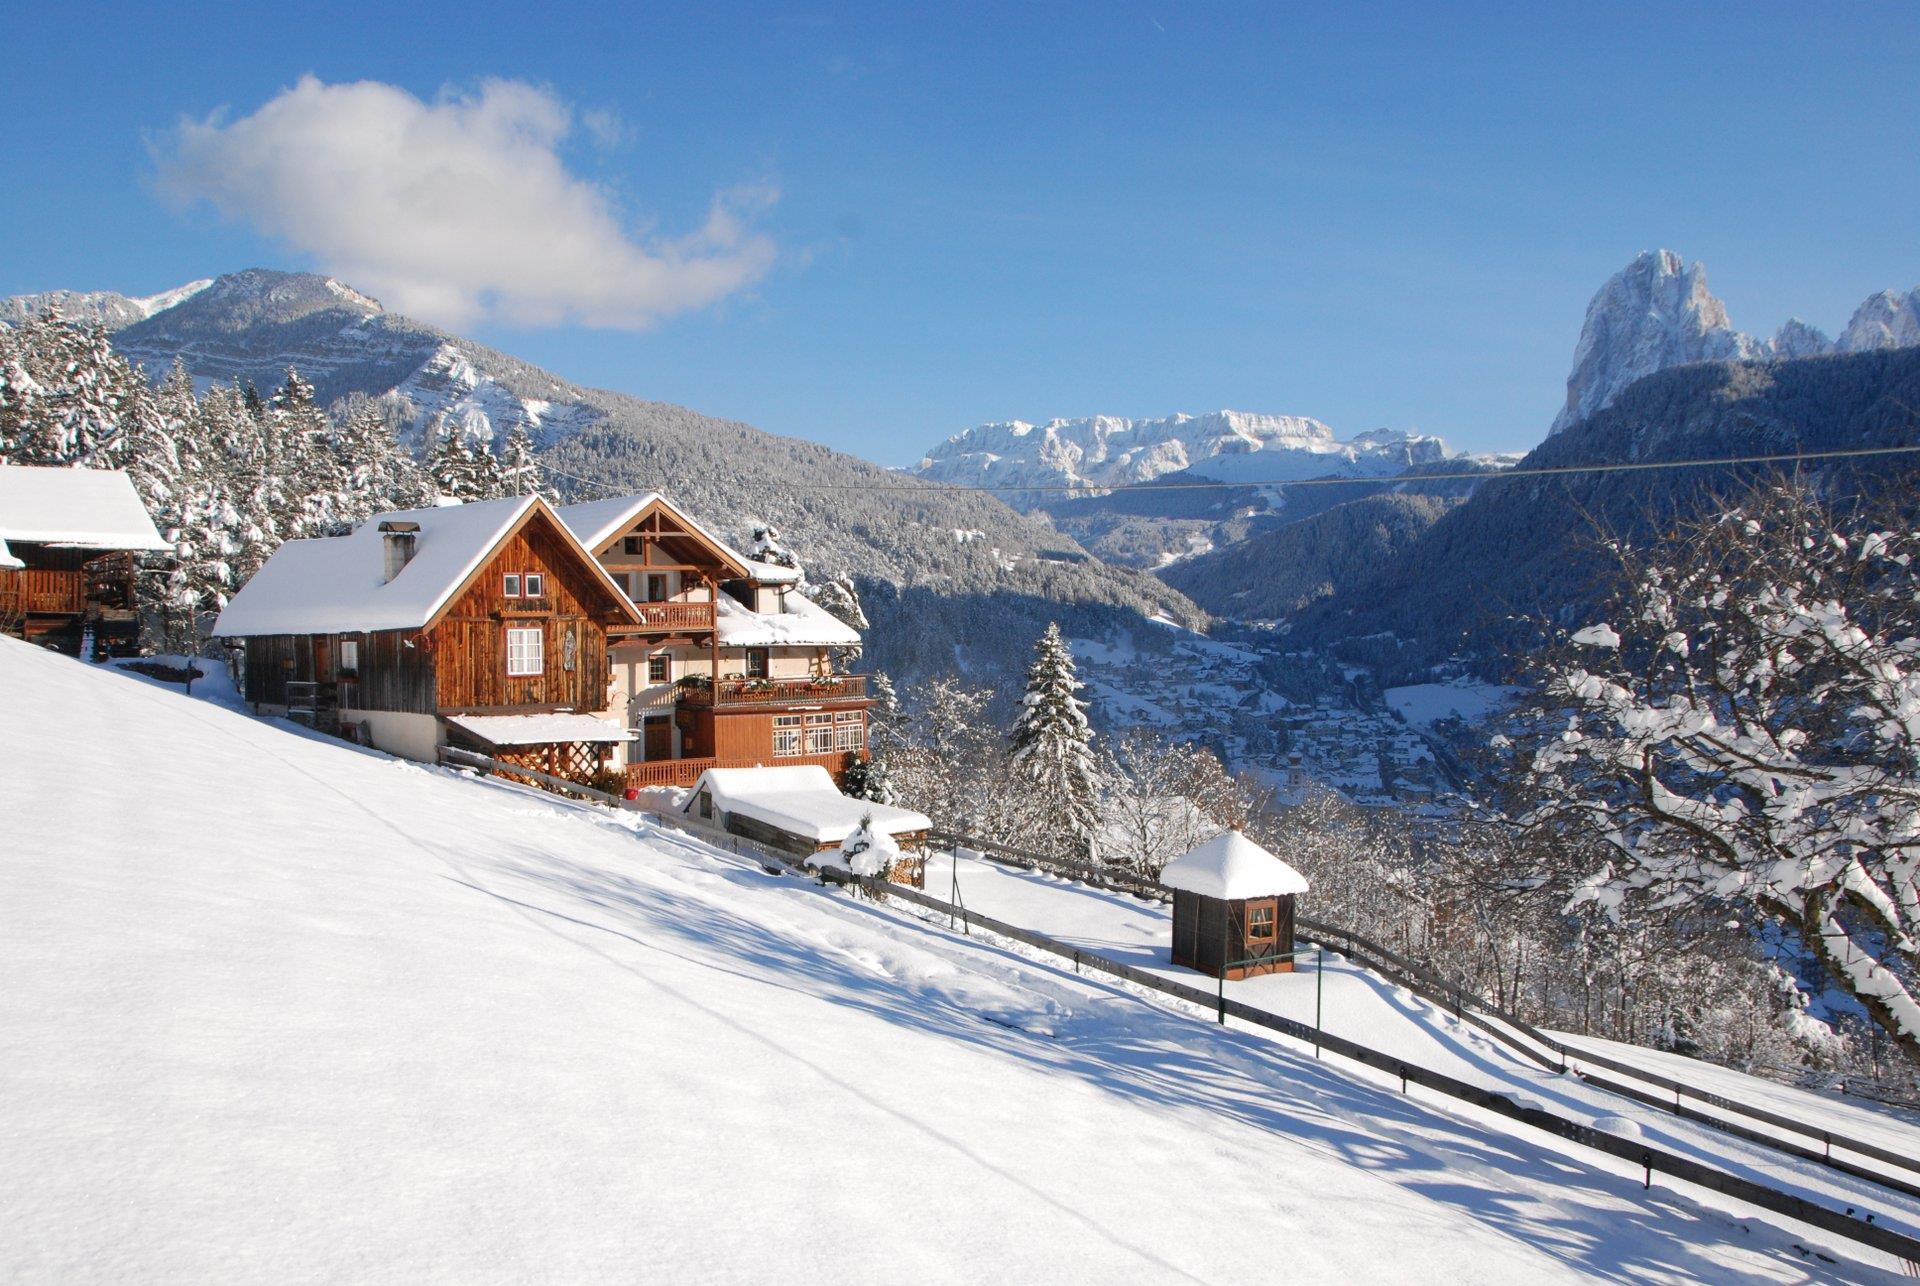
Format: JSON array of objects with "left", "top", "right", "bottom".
[{"left": 3, "top": 2, "right": 1916, "bottom": 464}]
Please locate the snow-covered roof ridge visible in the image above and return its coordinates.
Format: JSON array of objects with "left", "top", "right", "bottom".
[
  {"left": 1159, "top": 830, "right": 1308, "bottom": 900},
  {"left": 215, "top": 495, "right": 635, "bottom": 637},
  {"left": 689, "top": 765, "right": 930, "bottom": 843},
  {"left": 0, "top": 465, "right": 169, "bottom": 551}
]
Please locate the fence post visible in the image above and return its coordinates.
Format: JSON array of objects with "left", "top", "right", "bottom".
[{"left": 1315, "top": 945, "right": 1324, "bottom": 1059}]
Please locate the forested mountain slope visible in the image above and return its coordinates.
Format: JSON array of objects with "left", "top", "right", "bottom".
[{"left": 1291, "top": 346, "right": 1920, "bottom": 675}]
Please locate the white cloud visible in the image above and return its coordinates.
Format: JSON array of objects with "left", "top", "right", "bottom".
[{"left": 154, "top": 76, "right": 776, "bottom": 330}]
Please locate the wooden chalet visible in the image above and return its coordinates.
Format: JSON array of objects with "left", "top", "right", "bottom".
[
  {"left": 0, "top": 464, "right": 168, "bottom": 658},
  {"left": 1160, "top": 831, "right": 1309, "bottom": 980},
  {"left": 555, "top": 494, "right": 874, "bottom": 792},
  {"left": 213, "top": 495, "right": 643, "bottom": 777}
]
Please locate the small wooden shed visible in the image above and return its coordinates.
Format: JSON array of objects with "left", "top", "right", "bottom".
[{"left": 1161, "top": 831, "right": 1309, "bottom": 980}]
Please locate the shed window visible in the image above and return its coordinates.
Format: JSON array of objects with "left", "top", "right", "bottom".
[
  {"left": 503, "top": 573, "right": 522, "bottom": 598},
  {"left": 338, "top": 639, "right": 360, "bottom": 676},
  {"left": 524, "top": 573, "right": 545, "bottom": 599},
  {"left": 648, "top": 654, "right": 670, "bottom": 684},
  {"left": 1247, "top": 904, "right": 1276, "bottom": 939},
  {"left": 506, "top": 627, "right": 544, "bottom": 677},
  {"left": 773, "top": 715, "right": 802, "bottom": 756}
]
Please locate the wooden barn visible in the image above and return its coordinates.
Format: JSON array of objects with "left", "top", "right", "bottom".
[
  {"left": 1160, "top": 831, "right": 1309, "bottom": 980},
  {"left": 213, "top": 495, "right": 643, "bottom": 773},
  {"left": 0, "top": 464, "right": 168, "bottom": 658}
]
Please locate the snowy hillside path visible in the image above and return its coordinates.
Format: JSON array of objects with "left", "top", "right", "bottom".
[
  {"left": 922, "top": 850, "right": 1920, "bottom": 1242},
  {"left": 0, "top": 639, "right": 1899, "bottom": 1282}
]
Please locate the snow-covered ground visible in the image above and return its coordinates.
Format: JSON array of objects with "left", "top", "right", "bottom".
[
  {"left": 2, "top": 636, "right": 1912, "bottom": 1281},
  {"left": 922, "top": 850, "right": 1920, "bottom": 1262},
  {"left": 1384, "top": 680, "right": 1524, "bottom": 729}
]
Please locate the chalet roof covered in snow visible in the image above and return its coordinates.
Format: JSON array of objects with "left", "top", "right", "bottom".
[
  {"left": 0, "top": 465, "right": 168, "bottom": 551},
  {"left": 554, "top": 493, "right": 759, "bottom": 580},
  {"left": 0, "top": 537, "right": 21, "bottom": 570},
  {"left": 687, "top": 765, "right": 930, "bottom": 842},
  {"left": 714, "top": 589, "right": 861, "bottom": 648},
  {"left": 447, "top": 713, "right": 632, "bottom": 746},
  {"left": 1159, "top": 830, "right": 1309, "bottom": 900},
  {"left": 214, "top": 496, "right": 634, "bottom": 637}
]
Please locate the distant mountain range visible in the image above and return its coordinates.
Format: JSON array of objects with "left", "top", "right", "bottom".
[{"left": 1551, "top": 249, "right": 1920, "bottom": 434}]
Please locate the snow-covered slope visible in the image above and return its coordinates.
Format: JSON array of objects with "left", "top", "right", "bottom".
[
  {"left": 915, "top": 410, "right": 1450, "bottom": 505},
  {"left": 1550, "top": 250, "right": 1920, "bottom": 434},
  {"left": 3, "top": 637, "right": 1894, "bottom": 1281}
]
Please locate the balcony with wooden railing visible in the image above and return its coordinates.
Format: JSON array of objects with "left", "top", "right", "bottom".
[
  {"left": 624, "top": 749, "right": 855, "bottom": 791},
  {"left": 676, "top": 674, "right": 869, "bottom": 709},
  {"left": 3, "top": 569, "right": 88, "bottom": 615},
  {"left": 607, "top": 599, "right": 717, "bottom": 637}
]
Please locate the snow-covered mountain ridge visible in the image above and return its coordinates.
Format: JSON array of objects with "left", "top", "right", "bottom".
[
  {"left": 1552, "top": 250, "right": 1920, "bottom": 434},
  {"left": 0, "top": 278, "right": 214, "bottom": 330},
  {"left": 915, "top": 409, "right": 1452, "bottom": 505}
]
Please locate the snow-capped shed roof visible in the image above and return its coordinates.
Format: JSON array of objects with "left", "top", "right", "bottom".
[
  {"left": 0, "top": 536, "right": 22, "bottom": 570},
  {"left": 0, "top": 465, "right": 169, "bottom": 551},
  {"left": 554, "top": 493, "right": 758, "bottom": 580},
  {"left": 446, "top": 713, "right": 632, "bottom": 746},
  {"left": 1159, "top": 831, "right": 1308, "bottom": 901},
  {"left": 686, "top": 765, "right": 930, "bottom": 843},
  {"left": 214, "top": 496, "right": 635, "bottom": 637},
  {"left": 714, "top": 591, "right": 860, "bottom": 649}
]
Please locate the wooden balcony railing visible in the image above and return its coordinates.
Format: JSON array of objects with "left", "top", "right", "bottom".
[
  {"left": 10, "top": 569, "right": 87, "bottom": 615},
  {"left": 677, "top": 674, "right": 869, "bottom": 709},
  {"left": 610, "top": 600, "right": 716, "bottom": 634},
  {"left": 625, "top": 750, "right": 855, "bottom": 791}
]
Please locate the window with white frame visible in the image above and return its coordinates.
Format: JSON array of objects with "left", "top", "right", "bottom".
[
  {"left": 524, "top": 572, "right": 545, "bottom": 599},
  {"left": 506, "top": 627, "right": 544, "bottom": 677},
  {"left": 834, "top": 710, "right": 864, "bottom": 752},
  {"left": 503, "top": 573, "right": 522, "bottom": 598},
  {"left": 773, "top": 715, "right": 802, "bottom": 756},
  {"left": 804, "top": 713, "right": 835, "bottom": 755}
]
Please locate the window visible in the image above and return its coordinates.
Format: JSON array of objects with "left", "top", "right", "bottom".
[
  {"left": 338, "top": 639, "right": 360, "bottom": 676},
  {"left": 647, "top": 654, "right": 670, "bottom": 684},
  {"left": 745, "top": 648, "right": 769, "bottom": 679},
  {"left": 646, "top": 573, "right": 669, "bottom": 603},
  {"left": 523, "top": 572, "right": 545, "bottom": 599},
  {"left": 624, "top": 536, "right": 641, "bottom": 556},
  {"left": 1247, "top": 903, "right": 1276, "bottom": 940},
  {"left": 506, "top": 627, "right": 544, "bottom": 677},
  {"left": 503, "top": 573, "right": 522, "bottom": 598},
  {"left": 773, "top": 715, "right": 803, "bottom": 756},
  {"left": 804, "top": 713, "right": 835, "bottom": 755},
  {"left": 834, "top": 710, "right": 864, "bottom": 752}
]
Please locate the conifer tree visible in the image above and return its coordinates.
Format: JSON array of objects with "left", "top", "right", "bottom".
[
  {"left": 1010, "top": 622, "right": 1102, "bottom": 857},
  {"left": 496, "top": 421, "right": 543, "bottom": 498}
]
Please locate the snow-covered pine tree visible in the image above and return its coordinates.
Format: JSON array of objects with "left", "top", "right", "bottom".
[
  {"left": 270, "top": 369, "right": 348, "bottom": 537},
  {"left": 466, "top": 430, "right": 505, "bottom": 500},
  {"left": 425, "top": 416, "right": 477, "bottom": 502},
  {"left": 1010, "top": 622, "right": 1102, "bottom": 858},
  {"left": 496, "top": 421, "right": 544, "bottom": 498}
]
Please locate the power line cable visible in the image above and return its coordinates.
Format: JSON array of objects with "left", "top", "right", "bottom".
[{"left": 538, "top": 442, "right": 1920, "bottom": 499}]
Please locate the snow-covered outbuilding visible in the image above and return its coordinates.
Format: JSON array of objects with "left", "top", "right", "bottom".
[
  {"left": 1160, "top": 830, "right": 1309, "bottom": 979},
  {"left": 683, "top": 765, "right": 930, "bottom": 877},
  {"left": 0, "top": 464, "right": 168, "bottom": 657}
]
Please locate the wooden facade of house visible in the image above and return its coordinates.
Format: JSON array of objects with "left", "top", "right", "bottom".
[
  {"left": 220, "top": 498, "right": 641, "bottom": 780},
  {"left": 1169, "top": 889, "right": 1298, "bottom": 980},
  {"left": 557, "top": 494, "right": 874, "bottom": 792},
  {"left": 0, "top": 466, "right": 167, "bottom": 658}
]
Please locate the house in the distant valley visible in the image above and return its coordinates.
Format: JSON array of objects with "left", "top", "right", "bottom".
[
  {"left": 0, "top": 464, "right": 169, "bottom": 657},
  {"left": 683, "top": 765, "right": 931, "bottom": 878},
  {"left": 555, "top": 493, "right": 873, "bottom": 790},
  {"left": 214, "top": 495, "right": 643, "bottom": 778}
]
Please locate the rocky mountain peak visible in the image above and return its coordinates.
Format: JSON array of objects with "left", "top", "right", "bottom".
[
  {"left": 1549, "top": 250, "right": 1756, "bottom": 435},
  {"left": 1839, "top": 287, "right": 1920, "bottom": 353}
]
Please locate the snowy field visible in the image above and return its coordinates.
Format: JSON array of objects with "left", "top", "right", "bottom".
[
  {"left": 1383, "top": 680, "right": 1524, "bottom": 728},
  {"left": 1, "top": 637, "right": 1914, "bottom": 1282}
]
